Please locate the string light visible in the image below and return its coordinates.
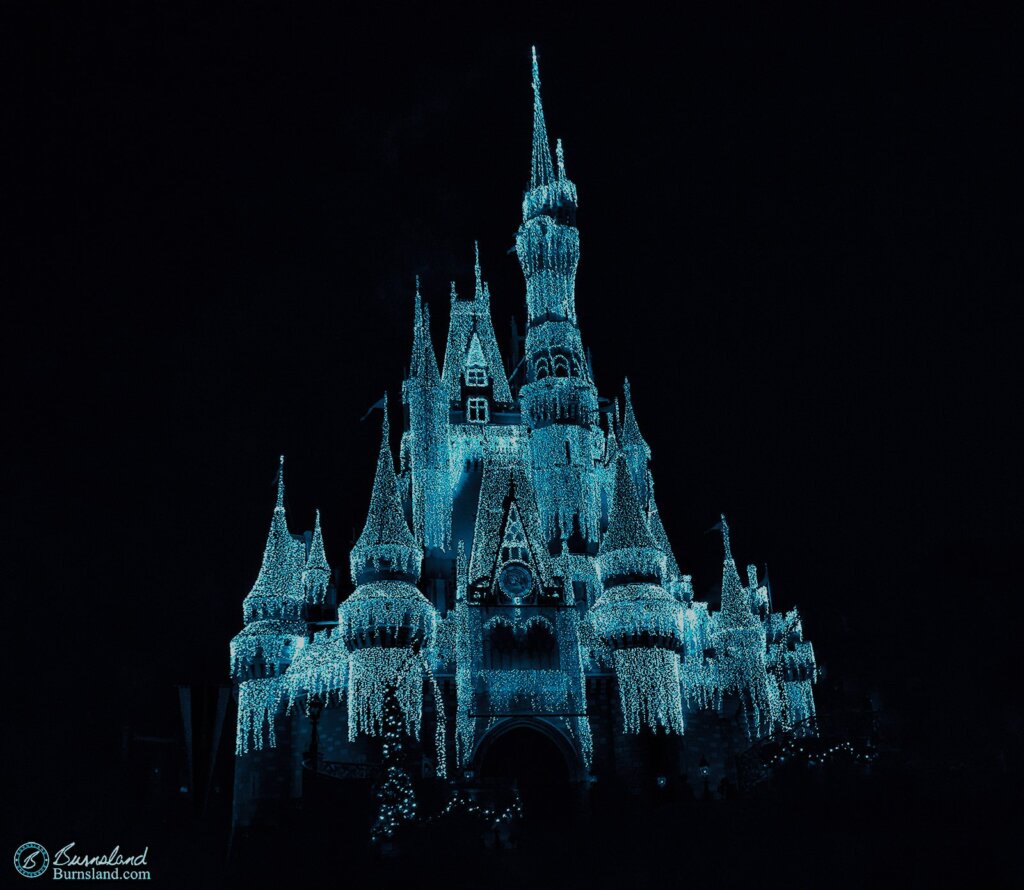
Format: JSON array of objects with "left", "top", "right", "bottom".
[
  {"left": 235, "top": 677, "right": 285, "bottom": 755},
  {"left": 285, "top": 629, "right": 348, "bottom": 713}
]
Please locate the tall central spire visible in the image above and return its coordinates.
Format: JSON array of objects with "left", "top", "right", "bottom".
[{"left": 530, "top": 46, "right": 555, "bottom": 190}]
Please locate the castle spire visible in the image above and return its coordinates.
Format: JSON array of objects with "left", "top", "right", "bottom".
[
  {"left": 600, "top": 454, "right": 659, "bottom": 556},
  {"left": 530, "top": 46, "right": 555, "bottom": 190},
  {"left": 351, "top": 394, "right": 421, "bottom": 583},
  {"left": 620, "top": 378, "right": 651, "bottom": 459},
  {"left": 303, "top": 508, "right": 332, "bottom": 603},
  {"left": 421, "top": 304, "right": 441, "bottom": 385},
  {"left": 474, "top": 241, "right": 483, "bottom": 300},
  {"left": 307, "top": 509, "right": 329, "bottom": 573},
  {"left": 556, "top": 137, "right": 566, "bottom": 180},
  {"left": 409, "top": 277, "right": 424, "bottom": 377},
  {"left": 719, "top": 514, "right": 754, "bottom": 627},
  {"left": 243, "top": 455, "right": 304, "bottom": 623},
  {"left": 274, "top": 453, "right": 285, "bottom": 512},
  {"left": 620, "top": 378, "right": 652, "bottom": 507}
]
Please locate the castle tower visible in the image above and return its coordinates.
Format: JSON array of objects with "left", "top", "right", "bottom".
[
  {"left": 711, "top": 515, "right": 773, "bottom": 737},
  {"left": 516, "top": 48, "right": 601, "bottom": 547},
  {"left": 589, "top": 456, "right": 685, "bottom": 734},
  {"left": 231, "top": 456, "right": 306, "bottom": 740},
  {"left": 402, "top": 281, "right": 451, "bottom": 550},
  {"left": 230, "top": 457, "right": 307, "bottom": 827},
  {"left": 338, "top": 398, "right": 439, "bottom": 743}
]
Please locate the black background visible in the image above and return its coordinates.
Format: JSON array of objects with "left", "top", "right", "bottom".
[{"left": 6, "top": 2, "right": 1020, "bottom": 879}]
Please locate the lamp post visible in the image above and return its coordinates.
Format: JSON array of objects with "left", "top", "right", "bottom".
[{"left": 305, "top": 694, "right": 324, "bottom": 766}]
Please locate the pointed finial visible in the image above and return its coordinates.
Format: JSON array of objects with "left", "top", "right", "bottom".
[
  {"left": 530, "top": 46, "right": 555, "bottom": 189},
  {"left": 306, "top": 508, "right": 330, "bottom": 574},
  {"left": 450, "top": 280, "right": 458, "bottom": 303},
  {"left": 410, "top": 276, "right": 424, "bottom": 376},
  {"left": 556, "top": 138, "right": 566, "bottom": 179},
  {"left": 474, "top": 241, "right": 483, "bottom": 299},
  {"left": 275, "top": 455, "right": 285, "bottom": 512},
  {"left": 380, "top": 392, "right": 390, "bottom": 448},
  {"left": 720, "top": 513, "right": 732, "bottom": 562}
]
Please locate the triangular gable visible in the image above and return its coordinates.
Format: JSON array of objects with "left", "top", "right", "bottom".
[
  {"left": 468, "top": 458, "right": 552, "bottom": 592},
  {"left": 466, "top": 332, "right": 486, "bottom": 368}
]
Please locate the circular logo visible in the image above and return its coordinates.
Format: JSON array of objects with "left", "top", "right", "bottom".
[{"left": 13, "top": 843, "right": 49, "bottom": 879}]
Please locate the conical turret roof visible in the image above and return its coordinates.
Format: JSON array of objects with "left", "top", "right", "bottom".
[
  {"left": 620, "top": 378, "right": 651, "bottom": 460},
  {"left": 243, "top": 456, "right": 305, "bottom": 623},
  {"left": 350, "top": 396, "right": 421, "bottom": 583},
  {"left": 600, "top": 455, "right": 658, "bottom": 555},
  {"left": 306, "top": 509, "right": 330, "bottom": 573}
]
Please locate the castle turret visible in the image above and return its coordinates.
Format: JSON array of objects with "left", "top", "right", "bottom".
[
  {"left": 588, "top": 456, "right": 685, "bottom": 734},
  {"left": 231, "top": 456, "right": 306, "bottom": 754},
  {"left": 338, "top": 398, "right": 438, "bottom": 741},
  {"left": 711, "top": 515, "right": 773, "bottom": 737},
  {"left": 402, "top": 280, "right": 451, "bottom": 550},
  {"left": 516, "top": 48, "right": 601, "bottom": 546}
]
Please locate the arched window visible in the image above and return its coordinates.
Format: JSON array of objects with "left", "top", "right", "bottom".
[
  {"left": 467, "top": 396, "right": 489, "bottom": 423},
  {"left": 534, "top": 357, "right": 550, "bottom": 380},
  {"left": 553, "top": 355, "right": 570, "bottom": 377}
]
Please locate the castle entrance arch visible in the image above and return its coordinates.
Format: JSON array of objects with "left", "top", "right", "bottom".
[{"left": 474, "top": 717, "right": 581, "bottom": 813}]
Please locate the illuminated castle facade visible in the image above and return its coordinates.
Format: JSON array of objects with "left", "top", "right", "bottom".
[{"left": 229, "top": 50, "right": 818, "bottom": 830}]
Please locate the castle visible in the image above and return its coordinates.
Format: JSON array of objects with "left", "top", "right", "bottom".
[{"left": 229, "top": 49, "right": 818, "bottom": 835}]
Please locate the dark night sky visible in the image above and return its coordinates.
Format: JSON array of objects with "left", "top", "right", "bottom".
[{"left": 7, "top": 4, "right": 1019, "bottom": 789}]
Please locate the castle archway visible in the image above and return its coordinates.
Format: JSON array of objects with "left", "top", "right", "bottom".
[{"left": 474, "top": 718, "right": 579, "bottom": 787}]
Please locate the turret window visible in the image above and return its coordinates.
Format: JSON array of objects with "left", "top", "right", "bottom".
[
  {"left": 466, "top": 367, "right": 487, "bottom": 387},
  {"left": 535, "top": 357, "right": 550, "bottom": 380},
  {"left": 467, "top": 397, "right": 489, "bottom": 423},
  {"left": 553, "top": 355, "right": 570, "bottom": 377}
]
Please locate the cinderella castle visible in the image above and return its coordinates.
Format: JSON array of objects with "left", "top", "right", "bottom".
[{"left": 229, "top": 49, "right": 819, "bottom": 835}]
